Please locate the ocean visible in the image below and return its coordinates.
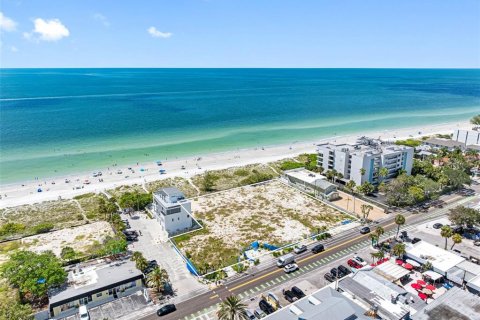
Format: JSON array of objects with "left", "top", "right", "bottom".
[{"left": 1, "top": 68, "right": 479, "bottom": 183}]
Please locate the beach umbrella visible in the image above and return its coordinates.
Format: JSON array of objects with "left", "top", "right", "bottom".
[
  {"left": 422, "top": 288, "right": 433, "bottom": 295},
  {"left": 418, "top": 292, "right": 428, "bottom": 301},
  {"left": 411, "top": 283, "right": 422, "bottom": 290},
  {"left": 417, "top": 279, "right": 427, "bottom": 286},
  {"left": 425, "top": 284, "right": 436, "bottom": 291},
  {"left": 396, "top": 259, "right": 404, "bottom": 265},
  {"left": 404, "top": 263, "right": 413, "bottom": 270}
]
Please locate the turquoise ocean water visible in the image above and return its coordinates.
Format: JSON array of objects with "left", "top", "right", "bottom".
[{"left": 1, "top": 68, "right": 479, "bottom": 183}]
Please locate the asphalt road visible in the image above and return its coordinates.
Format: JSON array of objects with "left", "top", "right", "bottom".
[{"left": 142, "top": 191, "right": 478, "bottom": 320}]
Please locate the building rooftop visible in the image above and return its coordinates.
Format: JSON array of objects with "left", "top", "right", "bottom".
[
  {"left": 412, "top": 287, "right": 480, "bottom": 320},
  {"left": 447, "top": 260, "right": 480, "bottom": 283},
  {"left": 49, "top": 258, "right": 143, "bottom": 305},
  {"left": 153, "top": 187, "right": 187, "bottom": 205},
  {"left": 406, "top": 241, "right": 465, "bottom": 274},
  {"left": 283, "top": 168, "right": 326, "bottom": 185},
  {"left": 317, "top": 141, "right": 411, "bottom": 157},
  {"left": 373, "top": 260, "right": 411, "bottom": 282},
  {"left": 424, "top": 138, "right": 465, "bottom": 149},
  {"left": 265, "top": 286, "right": 369, "bottom": 320}
]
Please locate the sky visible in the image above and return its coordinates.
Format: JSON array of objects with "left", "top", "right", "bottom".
[{"left": 1, "top": 0, "right": 479, "bottom": 68}]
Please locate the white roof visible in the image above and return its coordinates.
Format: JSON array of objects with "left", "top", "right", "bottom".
[
  {"left": 423, "top": 270, "right": 443, "bottom": 281},
  {"left": 284, "top": 168, "right": 326, "bottom": 184},
  {"left": 466, "top": 274, "right": 480, "bottom": 291},
  {"left": 406, "top": 241, "right": 465, "bottom": 273},
  {"left": 373, "top": 260, "right": 411, "bottom": 281}
]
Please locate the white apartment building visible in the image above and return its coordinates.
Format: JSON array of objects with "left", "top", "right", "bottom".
[
  {"left": 153, "top": 187, "right": 193, "bottom": 236},
  {"left": 317, "top": 139, "right": 414, "bottom": 186},
  {"left": 453, "top": 129, "right": 480, "bottom": 147}
]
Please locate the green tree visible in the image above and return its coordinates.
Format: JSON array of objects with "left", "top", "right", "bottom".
[
  {"left": 392, "top": 243, "right": 406, "bottom": 258},
  {"left": 394, "top": 214, "right": 406, "bottom": 238},
  {"left": 357, "top": 182, "right": 375, "bottom": 196},
  {"left": 379, "top": 167, "right": 389, "bottom": 182},
  {"left": 0, "top": 222, "right": 26, "bottom": 238},
  {"left": 470, "top": 114, "right": 480, "bottom": 126},
  {"left": 97, "top": 236, "right": 127, "bottom": 256},
  {"left": 361, "top": 204, "right": 373, "bottom": 221},
  {"left": 369, "top": 233, "right": 378, "bottom": 246},
  {"left": 216, "top": 295, "right": 249, "bottom": 320},
  {"left": 131, "top": 252, "right": 148, "bottom": 272},
  {"left": 360, "top": 168, "right": 366, "bottom": 177},
  {"left": 375, "top": 226, "right": 385, "bottom": 243},
  {"left": 407, "top": 185, "right": 425, "bottom": 203},
  {"left": 0, "top": 283, "right": 33, "bottom": 320},
  {"left": 448, "top": 206, "right": 480, "bottom": 227},
  {"left": 60, "top": 246, "right": 76, "bottom": 261},
  {"left": 450, "top": 233, "right": 462, "bottom": 250},
  {"left": 0, "top": 250, "right": 67, "bottom": 301},
  {"left": 440, "top": 225, "right": 453, "bottom": 250},
  {"left": 147, "top": 267, "right": 169, "bottom": 293},
  {"left": 345, "top": 180, "right": 357, "bottom": 212}
]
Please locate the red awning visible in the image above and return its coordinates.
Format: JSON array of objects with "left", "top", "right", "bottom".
[
  {"left": 425, "top": 284, "right": 436, "bottom": 291},
  {"left": 418, "top": 292, "right": 428, "bottom": 300},
  {"left": 396, "top": 259, "right": 404, "bottom": 265},
  {"left": 404, "top": 263, "right": 413, "bottom": 270},
  {"left": 417, "top": 279, "right": 427, "bottom": 286},
  {"left": 411, "top": 283, "right": 422, "bottom": 290}
]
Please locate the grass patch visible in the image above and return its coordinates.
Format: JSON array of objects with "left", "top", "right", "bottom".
[{"left": 146, "top": 177, "right": 198, "bottom": 198}]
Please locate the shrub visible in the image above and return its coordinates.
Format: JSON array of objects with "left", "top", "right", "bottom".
[
  {"left": 280, "top": 161, "right": 304, "bottom": 171},
  {"left": 32, "top": 222, "right": 54, "bottom": 234},
  {"left": 0, "top": 222, "right": 26, "bottom": 237},
  {"left": 254, "top": 258, "right": 260, "bottom": 265}
]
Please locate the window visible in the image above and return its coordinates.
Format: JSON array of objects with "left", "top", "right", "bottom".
[
  {"left": 172, "top": 218, "right": 174, "bottom": 222},
  {"left": 178, "top": 217, "right": 180, "bottom": 220},
  {"left": 96, "top": 293, "right": 102, "bottom": 298}
]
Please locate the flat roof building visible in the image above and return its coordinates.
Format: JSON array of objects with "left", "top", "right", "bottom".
[
  {"left": 405, "top": 241, "right": 465, "bottom": 276},
  {"left": 48, "top": 258, "right": 144, "bottom": 319},
  {"left": 264, "top": 286, "right": 369, "bottom": 320},
  {"left": 282, "top": 168, "right": 340, "bottom": 201},
  {"left": 453, "top": 129, "right": 480, "bottom": 147},
  {"left": 411, "top": 287, "right": 480, "bottom": 320},
  {"left": 423, "top": 137, "right": 465, "bottom": 151},
  {"left": 153, "top": 187, "right": 193, "bottom": 236},
  {"left": 317, "top": 138, "right": 414, "bottom": 186}
]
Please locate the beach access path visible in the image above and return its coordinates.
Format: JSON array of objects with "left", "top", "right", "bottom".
[{"left": 0, "top": 120, "right": 470, "bottom": 209}]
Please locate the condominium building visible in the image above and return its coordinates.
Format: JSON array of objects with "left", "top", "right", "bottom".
[
  {"left": 153, "top": 187, "right": 193, "bottom": 236},
  {"left": 316, "top": 138, "right": 414, "bottom": 185}
]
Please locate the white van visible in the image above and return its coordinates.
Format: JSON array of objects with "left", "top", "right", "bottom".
[
  {"left": 276, "top": 253, "right": 295, "bottom": 267},
  {"left": 79, "top": 306, "right": 90, "bottom": 320}
]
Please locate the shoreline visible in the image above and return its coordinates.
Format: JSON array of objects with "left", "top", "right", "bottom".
[{"left": 0, "top": 120, "right": 471, "bottom": 209}]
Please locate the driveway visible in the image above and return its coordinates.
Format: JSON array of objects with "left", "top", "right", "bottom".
[{"left": 125, "top": 211, "right": 207, "bottom": 301}]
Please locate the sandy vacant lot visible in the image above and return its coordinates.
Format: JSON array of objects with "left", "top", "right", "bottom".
[
  {"left": 0, "top": 221, "right": 114, "bottom": 264},
  {"left": 331, "top": 191, "right": 386, "bottom": 221},
  {"left": 174, "top": 180, "right": 352, "bottom": 271}
]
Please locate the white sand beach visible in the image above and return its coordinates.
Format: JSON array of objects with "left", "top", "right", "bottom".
[{"left": 0, "top": 121, "right": 471, "bottom": 208}]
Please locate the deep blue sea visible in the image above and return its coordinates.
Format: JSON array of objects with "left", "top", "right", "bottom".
[{"left": 1, "top": 68, "right": 479, "bottom": 183}]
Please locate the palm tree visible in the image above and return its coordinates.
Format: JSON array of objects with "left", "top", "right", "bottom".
[
  {"left": 440, "top": 225, "right": 453, "bottom": 250},
  {"left": 217, "top": 295, "right": 249, "bottom": 320},
  {"left": 147, "top": 267, "right": 169, "bottom": 293},
  {"left": 370, "top": 252, "right": 377, "bottom": 264},
  {"left": 345, "top": 180, "right": 357, "bottom": 212},
  {"left": 379, "top": 167, "right": 389, "bottom": 182},
  {"left": 450, "top": 233, "right": 462, "bottom": 250},
  {"left": 375, "top": 226, "right": 385, "bottom": 243},
  {"left": 394, "top": 214, "right": 406, "bottom": 238},
  {"left": 369, "top": 233, "right": 378, "bottom": 246},
  {"left": 131, "top": 251, "right": 144, "bottom": 265},
  {"left": 136, "top": 257, "right": 149, "bottom": 272},
  {"left": 361, "top": 204, "right": 373, "bottom": 221},
  {"left": 392, "top": 243, "right": 406, "bottom": 258},
  {"left": 360, "top": 168, "right": 366, "bottom": 177},
  {"left": 470, "top": 114, "right": 480, "bottom": 126}
]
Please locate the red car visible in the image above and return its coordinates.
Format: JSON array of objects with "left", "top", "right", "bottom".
[{"left": 347, "top": 259, "right": 363, "bottom": 269}]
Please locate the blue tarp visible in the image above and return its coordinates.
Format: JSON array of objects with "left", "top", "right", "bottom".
[
  {"left": 262, "top": 243, "right": 279, "bottom": 251},
  {"left": 251, "top": 241, "right": 260, "bottom": 250},
  {"left": 341, "top": 220, "right": 351, "bottom": 225},
  {"left": 186, "top": 258, "right": 199, "bottom": 276}
]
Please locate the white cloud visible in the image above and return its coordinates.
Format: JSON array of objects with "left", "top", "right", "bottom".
[
  {"left": 147, "top": 26, "right": 172, "bottom": 38},
  {"left": 93, "top": 13, "right": 109, "bottom": 27},
  {"left": 10, "top": 45, "right": 18, "bottom": 52},
  {"left": 27, "top": 18, "right": 70, "bottom": 42},
  {"left": 0, "top": 12, "right": 17, "bottom": 31}
]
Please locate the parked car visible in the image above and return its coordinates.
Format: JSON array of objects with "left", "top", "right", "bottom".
[
  {"left": 338, "top": 265, "right": 351, "bottom": 275},
  {"left": 324, "top": 272, "right": 335, "bottom": 282},
  {"left": 474, "top": 240, "right": 480, "bottom": 247},
  {"left": 254, "top": 308, "right": 266, "bottom": 319},
  {"left": 411, "top": 237, "right": 422, "bottom": 244},
  {"left": 245, "top": 310, "right": 256, "bottom": 320},
  {"left": 157, "top": 304, "right": 176, "bottom": 316},
  {"left": 284, "top": 263, "right": 299, "bottom": 273},
  {"left": 79, "top": 306, "right": 90, "bottom": 320},
  {"left": 433, "top": 223, "right": 443, "bottom": 229},
  {"left": 259, "top": 299, "right": 274, "bottom": 315},
  {"left": 148, "top": 260, "right": 158, "bottom": 268},
  {"left": 330, "top": 268, "right": 344, "bottom": 278},
  {"left": 311, "top": 244, "right": 325, "bottom": 254},
  {"left": 347, "top": 259, "right": 362, "bottom": 269},
  {"left": 283, "top": 290, "right": 298, "bottom": 303},
  {"left": 352, "top": 255, "right": 367, "bottom": 266},
  {"left": 291, "top": 286, "right": 305, "bottom": 298},
  {"left": 294, "top": 245, "right": 307, "bottom": 254},
  {"left": 359, "top": 227, "right": 371, "bottom": 234}
]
